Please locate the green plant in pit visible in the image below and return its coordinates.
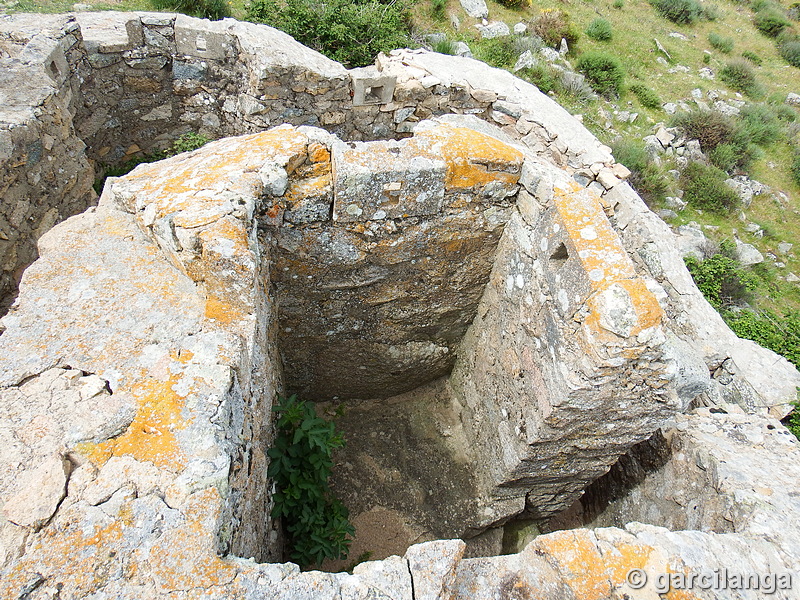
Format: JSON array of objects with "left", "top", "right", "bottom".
[
  {"left": 576, "top": 51, "right": 625, "bottom": 97},
  {"left": 586, "top": 18, "right": 613, "bottom": 41},
  {"left": 629, "top": 82, "right": 662, "bottom": 109},
  {"left": 708, "top": 32, "right": 734, "bottom": 52},
  {"left": 268, "top": 394, "right": 353, "bottom": 567},
  {"left": 681, "top": 161, "right": 741, "bottom": 212},
  {"left": 94, "top": 132, "right": 210, "bottom": 194}
]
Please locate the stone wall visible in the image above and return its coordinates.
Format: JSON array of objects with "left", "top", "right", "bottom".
[{"left": 1, "top": 11, "right": 799, "bottom": 600}]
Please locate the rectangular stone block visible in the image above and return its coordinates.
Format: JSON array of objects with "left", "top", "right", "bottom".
[
  {"left": 350, "top": 66, "right": 396, "bottom": 106},
  {"left": 331, "top": 139, "right": 445, "bottom": 222},
  {"left": 174, "top": 14, "right": 231, "bottom": 60}
]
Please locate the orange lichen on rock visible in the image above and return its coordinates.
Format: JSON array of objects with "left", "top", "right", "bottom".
[
  {"left": 412, "top": 124, "right": 524, "bottom": 190},
  {"left": 79, "top": 353, "right": 193, "bottom": 472},
  {"left": 553, "top": 182, "right": 663, "bottom": 337}
]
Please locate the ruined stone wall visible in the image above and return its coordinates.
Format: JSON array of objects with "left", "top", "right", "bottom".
[{"left": 1, "top": 12, "right": 800, "bottom": 600}]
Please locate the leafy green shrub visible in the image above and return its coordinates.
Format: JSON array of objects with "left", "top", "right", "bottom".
[
  {"left": 681, "top": 161, "right": 741, "bottom": 212},
  {"left": 738, "top": 103, "right": 782, "bottom": 145},
  {"left": 530, "top": 9, "right": 580, "bottom": 48},
  {"left": 496, "top": 0, "right": 531, "bottom": 7},
  {"left": 725, "top": 310, "right": 800, "bottom": 367},
  {"left": 246, "top": 0, "right": 412, "bottom": 68},
  {"left": 708, "top": 32, "right": 734, "bottom": 52},
  {"left": 791, "top": 152, "right": 800, "bottom": 185},
  {"left": 614, "top": 0, "right": 624, "bottom": 7},
  {"left": 703, "top": 3, "right": 720, "bottom": 20},
  {"left": 741, "top": 49, "right": 763, "bottom": 65},
  {"left": 785, "top": 401, "right": 800, "bottom": 439},
  {"left": 576, "top": 51, "right": 625, "bottom": 97},
  {"left": 586, "top": 18, "right": 613, "bottom": 41},
  {"left": 629, "top": 82, "right": 662, "bottom": 108},
  {"left": 684, "top": 251, "right": 758, "bottom": 309},
  {"left": 170, "top": 131, "right": 210, "bottom": 154},
  {"left": 611, "top": 139, "right": 670, "bottom": 205},
  {"left": 652, "top": 0, "right": 704, "bottom": 24},
  {"left": 719, "top": 60, "right": 763, "bottom": 97},
  {"left": 150, "top": 0, "right": 229, "bottom": 19},
  {"left": 754, "top": 8, "right": 791, "bottom": 37},
  {"left": 268, "top": 395, "right": 354, "bottom": 567},
  {"left": 430, "top": 0, "right": 446, "bottom": 20}
]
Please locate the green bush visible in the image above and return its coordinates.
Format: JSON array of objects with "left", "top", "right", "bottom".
[
  {"left": 652, "top": 0, "right": 704, "bottom": 24},
  {"left": 754, "top": 8, "right": 791, "bottom": 37},
  {"left": 791, "top": 152, "right": 800, "bottom": 185},
  {"left": 430, "top": 0, "right": 446, "bottom": 20},
  {"left": 629, "top": 82, "right": 662, "bottom": 108},
  {"left": 738, "top": 103, "right": 782, "bottom": 145},
  {"left": 576, "top": 51, "right": 625, "bottom": 97},
  {"left": 681, "top": 161, "right": 740, "bottom": 212},
  {"left": 611, "top": 139, "right": 670, "bottom": 205},
  {"left": 614, "top": 0, "right": 624, "bottom": 7},
  {"left": 586, "top": 18, "right": 613, "bottom": 41},
  {"left": 741, "top": 49, "right": 763, "bottom": 65},
  {"left": 708, "top": 32, "right": 734, "bottom": 52},
  {"left": 725, "top": 310, "right": 800, "bottom": 368},
  {"left": 150, "top": 0, "right": 229, "bottom": 19},
  {"left": 530, "top": 9, "right": 580, "bottom": 48},
  {"left": 268, "top": 395, "right": 354, "bottom": 567},
  {"left": 684, "top": 248, "right": 758, "bottom": 309},
  {"left": 475, "top": 36, "right": 520, "bottom": 68},
  {"left": 719, "top": 60, "right": 763, "bottom": 97},
  {"left": 246, "top": 0, "right": 412, "bottom": 68},
  {"left": 673, "top": 108, "right": 736, "bottom": 150},
  {"left": 708, "top": 142, "right": 738, "bottom": 171},
  {"left": 496, "top": 0, "right": 531, "bottom": 7},
  {"left": 518, "top": 63, "right": 559, "bottom": 93},
  {"left": 778, "top": 36, "right": 800, "bottom": 67},
  {"left": 432, "top": 38, "right": 457, "bottom": 55}
]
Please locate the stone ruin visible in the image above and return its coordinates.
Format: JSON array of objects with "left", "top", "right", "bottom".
[{"left": 0, "top": 11, "right": 799, "bottom": 599}]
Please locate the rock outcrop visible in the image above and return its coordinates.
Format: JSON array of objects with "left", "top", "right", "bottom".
[{"left": 0, "top": 11, "right": 798, "bottom": 600}]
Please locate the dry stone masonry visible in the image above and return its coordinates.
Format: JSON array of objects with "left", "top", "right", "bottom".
[{"left": 0, "top": 11, "right": 799, "bottom": 600}]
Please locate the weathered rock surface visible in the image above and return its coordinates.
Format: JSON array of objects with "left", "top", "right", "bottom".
[{"left": 0, "top": 12, "right": 798, "bottom": 600}]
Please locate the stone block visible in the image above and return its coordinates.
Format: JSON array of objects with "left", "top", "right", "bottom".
[
  {"left": 76, "top": 12, "right": 143, "bottom": 54},
  {"left": 350, "top": 66, "right": 396, "bottom": 106},
  {"left": 332, "top": 139, "right": 446, "bottom": 222},
  {"left": 174, "top": 14, "right": 231, "bottom": 60}
]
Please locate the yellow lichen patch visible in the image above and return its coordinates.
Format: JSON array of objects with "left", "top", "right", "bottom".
[
  {"left": 284, "top": 172, "right": 332, "bottom": 208},
  {"left": 412, "top": 124, "right": 524, "bottom": 190},
  {"left": 0, "top": 513, "right": 125, "bottom": 598},
  {"left": 308, "top": 141, "right": 331, "bottom": 163},
  {"left": 553, "top": 183, "right": 663, "bottom": 338},
  {"left": 552, "top": 183, "right": 636, "bottom": 285},
  {"left": 126, "top": 127, "right": 308, "bottom": 220},
  {"left": 205, "top": 296, "right": 238, "bottom": 324},
  {"left": 79, "top": 357, "right": 191, "bottom": 472},
  {"left": 531, "top": 530, "right": 613, "bottom": 600},
  {"left": 146, "top": 489, "right": 238, "bottom": 592}
]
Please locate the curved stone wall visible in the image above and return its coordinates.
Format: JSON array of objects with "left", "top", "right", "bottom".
[{"left": 0, "top": 11, "right": 799, "bottom": 600}]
